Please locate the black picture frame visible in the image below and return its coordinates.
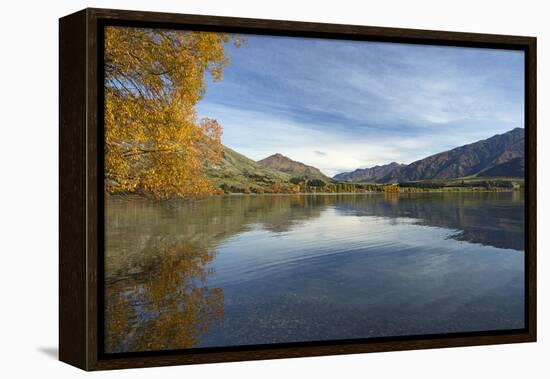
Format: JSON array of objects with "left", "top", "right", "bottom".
[{"left": 59, "top": 7, "right": 537, "bottom": 371}]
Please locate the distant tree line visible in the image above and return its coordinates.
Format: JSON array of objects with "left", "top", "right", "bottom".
[
  {"left": 218, "top": 177, "right": 523, "bottom": 195},
  {"left": 398, "top": 179, "right": 521, "bottom": 190}
]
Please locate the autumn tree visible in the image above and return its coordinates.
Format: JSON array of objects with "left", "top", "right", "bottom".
[{"left": 104, "top": 26, "right": 241, "bottom": 198}]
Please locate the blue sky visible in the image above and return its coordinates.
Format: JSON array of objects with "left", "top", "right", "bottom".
[{"left": 197, "top": 34, "right": 524, "bottom": 177}]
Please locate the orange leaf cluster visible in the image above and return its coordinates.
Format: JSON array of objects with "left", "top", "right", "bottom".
[{"left": 104, "top": 26, "right": 240, "bottom": 198}]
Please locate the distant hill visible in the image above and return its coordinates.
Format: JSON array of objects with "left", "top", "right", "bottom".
[
  {"left": 333, "top": 162, "right": 405, "bottom": 183},
  {"left": 206, "top": 128, "right": 524, "bottom": 193},
  {"left": 334, "top": 128, "right": 525, "bottom": 183},
  {"left": 204, "top": 146, "right": 292, "bottom": 193},
  {"left": 257, "top": 153, "right": 331, "bottom": 182}
]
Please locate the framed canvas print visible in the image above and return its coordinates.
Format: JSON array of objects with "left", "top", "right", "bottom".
[{"left": 59, "top": 8, "right": 536, "bottom": 371}]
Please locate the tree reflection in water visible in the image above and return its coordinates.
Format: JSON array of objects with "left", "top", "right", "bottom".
[{"left": 105, "top": 237, "right": 223, "bottom": 353}]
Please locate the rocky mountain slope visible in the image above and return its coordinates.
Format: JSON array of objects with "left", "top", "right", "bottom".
[{"left": 333, "top": 128, "right": 525, "bottom": 183}]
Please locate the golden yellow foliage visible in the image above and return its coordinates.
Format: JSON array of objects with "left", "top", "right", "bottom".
[{"left": 104, "top": 26, "right": 241, "bottom": 198}]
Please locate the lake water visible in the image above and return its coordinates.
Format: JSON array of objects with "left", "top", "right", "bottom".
[{"left": 104, "top": 192, "right": 525, "bottom": 353}]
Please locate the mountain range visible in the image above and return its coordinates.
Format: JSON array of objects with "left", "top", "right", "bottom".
[
  {"left": 205, "top": 128, "right": 524, "bottom": 192},
  {"left": 333, "top": 128, "right": 525, "bottom": 183},
  {"left": 333, "top": 162, "right": 405, "bottom": 183}
]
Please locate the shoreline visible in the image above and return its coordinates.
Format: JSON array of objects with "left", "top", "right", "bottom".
[
  {"left": 223, "top": 190, "right": 521, "bottom": 196},
  {"left": 106, "top": 189, "right": 522, "bottom": 202}
]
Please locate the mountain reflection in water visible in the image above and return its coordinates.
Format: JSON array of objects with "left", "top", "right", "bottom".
[{"left": 104, "top": 192, "right": 525, "bottom": 353}]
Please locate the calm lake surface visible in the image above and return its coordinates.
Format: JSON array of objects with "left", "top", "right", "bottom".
[{"left": 104, "top": 192, "right": 525, "bottom": 353}]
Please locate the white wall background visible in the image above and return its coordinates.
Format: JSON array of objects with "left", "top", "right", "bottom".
[{"left": 0, "top": 0, "right": 547, "bottom": 377}]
